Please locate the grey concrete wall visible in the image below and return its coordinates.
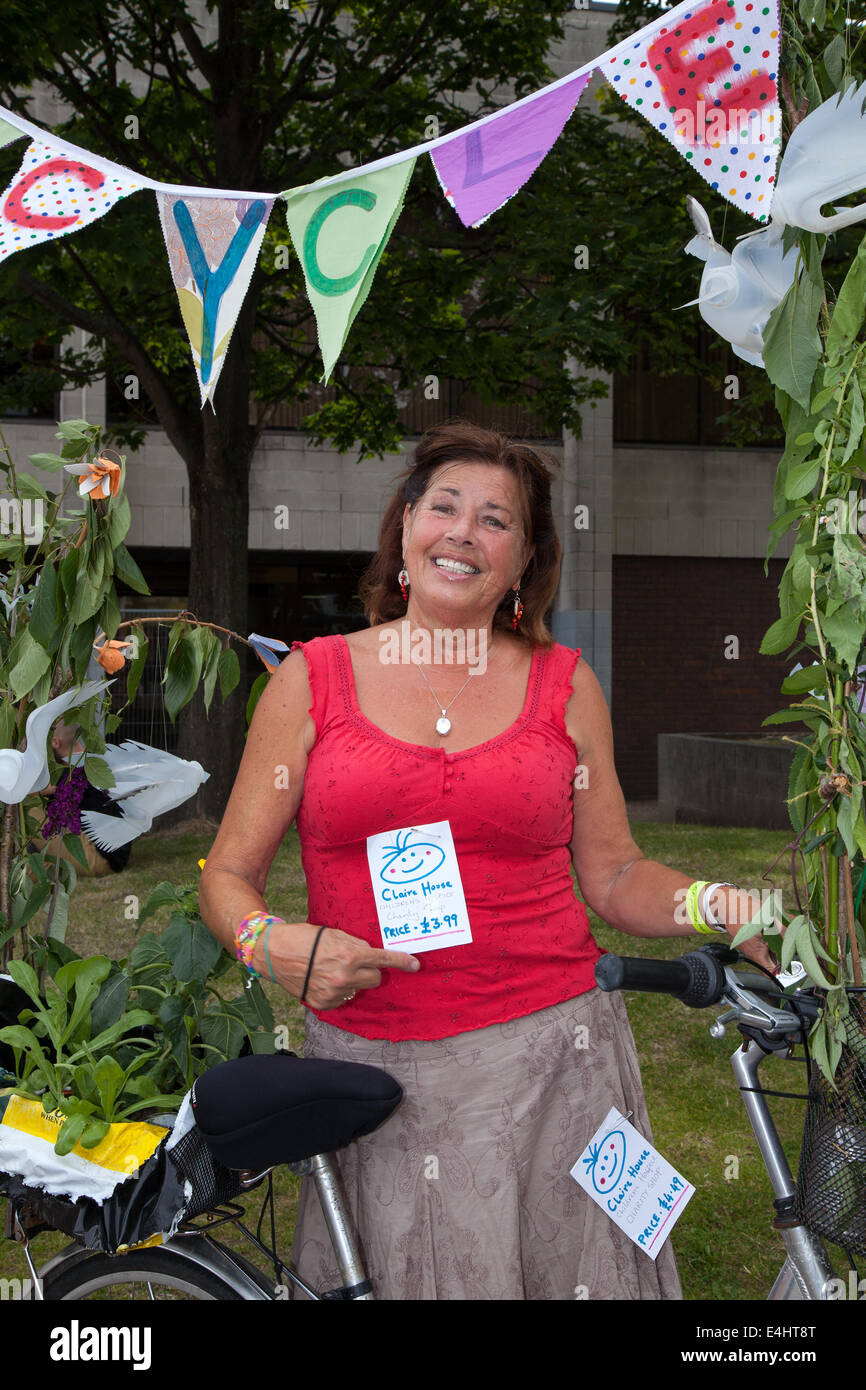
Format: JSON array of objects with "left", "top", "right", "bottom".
[
  {"left": 614, "top": 445, "right": 792, "bottom": 560},
  {"left": 658, "top": 732, "right": 796, "bottom": 830},
  {"left": 555, "top": 369, "right": 613, "bottom": 699}
]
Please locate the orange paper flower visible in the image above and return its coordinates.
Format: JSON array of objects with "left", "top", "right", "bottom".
[
  {"left": 94, "top": 638, "right": 132, "bottom": 673},
  {"left": 64, "top": 448, "right": 123, "bottom": 501}
]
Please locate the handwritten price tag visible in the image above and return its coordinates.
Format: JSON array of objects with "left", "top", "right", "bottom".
[
  {"left": 366, "top": 820, "right": 472, "bottom": 955},
  {"left": 570, "top": 1106, "right": 694, "bottom": 1260}
]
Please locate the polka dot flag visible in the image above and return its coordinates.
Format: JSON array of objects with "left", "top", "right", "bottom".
[
  {"left": 601, "top": 0, "right": 781, "bottom": 221},
  {"left": 0, "top": 139, "right": 140, "bottom": 261}
]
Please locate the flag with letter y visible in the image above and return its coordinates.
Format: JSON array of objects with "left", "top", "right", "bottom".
[
  {"left": 156, "top": 193, "right": 274, "bottom": 407},
  {"left": 282, "top": 158, "right": 416, "bottom": 385}
]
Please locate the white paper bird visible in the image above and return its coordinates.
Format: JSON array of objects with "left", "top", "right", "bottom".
[
  {"left": 772, "top": 81, "right": 866, "bottom": 234},
  {"left": 0, "top": 679, "right": 114, "bottom": 805},
  {"left": 680, "top": 195, "right": 800, "bottom": 367},
  {"left": 79, "top": 740, "right": 210, "bottom": 853}
]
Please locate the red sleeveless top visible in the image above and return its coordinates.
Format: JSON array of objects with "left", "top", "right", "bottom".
[{"left": 289, "top": 634, "right": 602, "bottom": 1041}]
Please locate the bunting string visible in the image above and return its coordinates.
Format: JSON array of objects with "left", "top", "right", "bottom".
[{"left": 0, "top": 0, "right": 781, "bottom": 399}]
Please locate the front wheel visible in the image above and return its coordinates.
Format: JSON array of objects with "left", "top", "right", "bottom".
[{"left": 38, "top": 1246, "right": 245, "bottom": 1301}]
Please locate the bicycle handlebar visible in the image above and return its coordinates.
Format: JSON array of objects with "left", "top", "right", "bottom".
[
  {"left": 594, "top": 943, "right": 820, "bottom": 1044},
  {"left": 595, "top": 943, "right": 738, "bottom": 1009}
]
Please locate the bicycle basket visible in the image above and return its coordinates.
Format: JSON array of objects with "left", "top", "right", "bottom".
[
  {"left": 795, "top": 997, "right": 866, "bottom": 1256},
  {"left": 0, "top": 1093, "right": 244, "bottom": 1254}
]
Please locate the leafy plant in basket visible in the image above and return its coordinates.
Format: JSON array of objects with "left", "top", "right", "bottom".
[{"left": 0, "top": 880, "right": 275, "bottom": 1154}]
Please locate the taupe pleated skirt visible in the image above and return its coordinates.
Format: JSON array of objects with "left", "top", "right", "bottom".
[{"left": 289, "top": 986, "right": 683, "bottom": 1301}]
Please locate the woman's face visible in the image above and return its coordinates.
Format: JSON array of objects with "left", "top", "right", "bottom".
[{"left": 401, "top": 462, "right": 532, "bottom": 625}]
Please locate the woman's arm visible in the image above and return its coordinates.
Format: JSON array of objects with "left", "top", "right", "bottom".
[
  {"left": 199, "top": 650, "right": 419, "bottom": 1007},
  {"left": 566, "top": 656, "right": 778, "bottom": 971}
]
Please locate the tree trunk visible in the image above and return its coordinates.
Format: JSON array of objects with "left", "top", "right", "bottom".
[{"left": 172, "top": 289, "right": 259, "bottom": 822}]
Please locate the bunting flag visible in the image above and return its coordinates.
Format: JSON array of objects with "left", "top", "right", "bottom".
[
  {"left": 431, "top": 71, "right": 591, "bottom": 228},
  {"left": 156, "top": 193, "right": 274, "bottom": 406},
  {"left": 283, "top": 158, "right": 416, "bottom": 385},
  {"left": 0, "top": 116, "right": 24, "bottom": 150},
  {"left": 0, "top": 138, "right": 142, "bottom": 262},
  {"left": 0, "top": 0, "right": 791, "bottom": 397},
  {"left": 601, "top": 0, "right": 781, "bottom": 220}
]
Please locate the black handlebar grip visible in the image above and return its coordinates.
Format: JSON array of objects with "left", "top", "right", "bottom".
[
  {"left": 595, "top": 947, "right": 733, "bottom": 1008},
  {"left": 595, "top": 954, "right": 692, "bottom": 995}
]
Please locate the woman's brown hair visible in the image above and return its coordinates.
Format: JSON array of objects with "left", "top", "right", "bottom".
[{"left": 358, "top": 419, "right": 562, "bottom": 648}]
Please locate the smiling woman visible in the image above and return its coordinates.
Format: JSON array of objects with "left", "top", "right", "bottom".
[{"left": 199, "top": 417, "right": 778, "bottom": 1301}]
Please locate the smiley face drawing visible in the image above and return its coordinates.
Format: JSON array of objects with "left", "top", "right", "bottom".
[
  {"left": 379, "top": 829, "right": 446, "bottom": 885},
  {"left": 583, "top": 1129, "right": 627, "bottom": 1195}
]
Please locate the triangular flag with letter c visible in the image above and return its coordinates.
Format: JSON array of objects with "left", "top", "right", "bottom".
[{"left": 282, "top": 158, "right": 416, "bottom": 385}]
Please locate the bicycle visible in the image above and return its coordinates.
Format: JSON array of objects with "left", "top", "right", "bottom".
[
  {"left": 0, "top": 943, "right": 856, "bottom": 1300},
  {"left": 3, "top": 1052, "right": 404, "bottom": 1301},
  {"left": 593, "top": 941, "right": 859, "bottom": 1301}
]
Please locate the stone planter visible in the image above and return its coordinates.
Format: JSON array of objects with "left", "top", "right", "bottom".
[{"left": 657, "top": 733, "right": 796, "bottom": 830}]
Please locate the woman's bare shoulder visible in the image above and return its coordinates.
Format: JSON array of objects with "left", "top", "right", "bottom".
[
  {"left": 343, "top": 624, "right": 386, "bottom": 655},
  {"left": 253, "top": 648, "right": 316, "bottom": 753},
  {"left": 564, "top": 649, "right": 611, "bottom": 750}
]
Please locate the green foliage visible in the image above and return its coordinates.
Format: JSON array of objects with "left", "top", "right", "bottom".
[
  {"left": 0, "top": 884, "right": 274, "bottom": 1154},
  {"left": 0, "top": 424, "right": 253, "bottom": 966},
  {"left": 0, "top": 417, "right": 269, "bottom": 1173},
  {"left": 741, "top": 0, "right": 866, "bottom": 1078}
]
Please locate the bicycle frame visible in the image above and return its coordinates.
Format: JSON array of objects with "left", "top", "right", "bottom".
[
  {"left": 30, "top": 1147, "right": 375, "bottom": 1302},
  {"left": 730, "top": 1040, "right": 835, "bottom": 1300}
]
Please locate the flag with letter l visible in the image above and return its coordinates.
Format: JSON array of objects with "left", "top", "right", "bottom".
[{"left": 430, "top": 71, "right": 590, "bottom": 229}]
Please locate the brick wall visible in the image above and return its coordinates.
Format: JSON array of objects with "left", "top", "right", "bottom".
[{"left": 611, "top": 555, "right": 794, "bottom": 798}]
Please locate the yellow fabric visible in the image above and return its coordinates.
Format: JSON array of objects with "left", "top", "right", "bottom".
[
  {"left": 116, "top": 1231, "right": 166, "bottom": 1253},
  {"left": 1, "top": 1094, "right": 167, "bottom": 1174}
]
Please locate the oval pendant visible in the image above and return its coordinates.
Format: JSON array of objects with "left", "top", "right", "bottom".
[{"left": 436, "top": 716, "right": 452, "bottom": 736}]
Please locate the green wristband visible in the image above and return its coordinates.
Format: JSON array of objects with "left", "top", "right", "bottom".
[
  {"left": 686, "top": 880, "right": 716, "bottom": 935},
  {"left": 263, "top": 922, "right": 277, "bottom": 983}
]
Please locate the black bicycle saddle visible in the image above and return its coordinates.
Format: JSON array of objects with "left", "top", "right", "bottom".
[{"left": 190, "top": 1053, "right": 403, "bottom": 1170}]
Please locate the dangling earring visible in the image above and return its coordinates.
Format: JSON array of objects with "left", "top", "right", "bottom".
[
  {"left": 398, "top": 566, "right": 410, "bottom": 602},
  {"left": 511, "top": 587, "right": 524, "bottom": 630}
]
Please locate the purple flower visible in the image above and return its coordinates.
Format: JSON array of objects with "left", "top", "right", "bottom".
[{"left": 41, "top": 767, "right": 89, "bottom": 839}]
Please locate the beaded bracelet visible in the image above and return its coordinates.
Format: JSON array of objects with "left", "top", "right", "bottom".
[{"left": 235, "top": 911, "right": 285, "bottom": 979}]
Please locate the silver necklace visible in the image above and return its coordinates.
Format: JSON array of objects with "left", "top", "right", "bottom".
[{"left": 412, "top": 637, "right": 494, "bottom": 736}]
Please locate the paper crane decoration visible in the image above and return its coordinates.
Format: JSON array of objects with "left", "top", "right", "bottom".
[
  {"left": 682, "top": 84, "right": 866, "bottom": 364},
  {"left": 681, "top": 196, "right": 800, "bottom": 366},
  {"left": 772, "top": 82, "right": 866, "bottom": 234},
  {"left": 79, "top": 740, "right": 210, "bottom": 853},
  {"left": 0, "top": 679, "right": 114, "bottom": 805}
]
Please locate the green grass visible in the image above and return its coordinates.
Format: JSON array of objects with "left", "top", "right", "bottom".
[{"left": 0, "top": 817, "right": 850, "bottom": 1299}]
